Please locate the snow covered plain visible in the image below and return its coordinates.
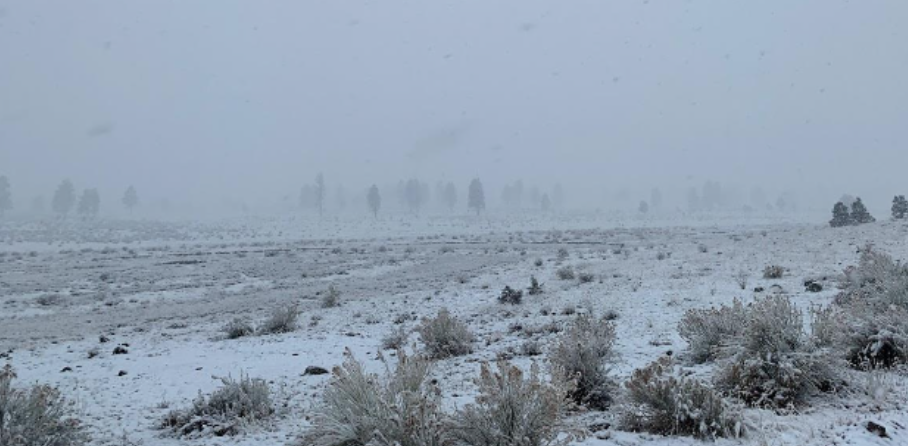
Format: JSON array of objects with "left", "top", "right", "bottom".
[{"left": 1, "top": 212, "right": 906, "bottom": 445}]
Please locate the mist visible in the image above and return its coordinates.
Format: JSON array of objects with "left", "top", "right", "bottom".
[{"left": 2, "top": 0, "right": 907, "bottom": 216}]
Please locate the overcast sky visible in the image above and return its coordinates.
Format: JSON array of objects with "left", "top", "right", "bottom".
[{"left": 1, "top": 1, "right": 906, "bottom": 212}]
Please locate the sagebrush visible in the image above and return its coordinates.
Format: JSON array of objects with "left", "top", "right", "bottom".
[
  {"left": 417, "top": 308, "right": 474, "bottom": 359},
  {"left": 550, "top": 313, "right": 616, "bottom": 410},
  {"left": 160, "top": 373, "right": 273, "bottom": 437},
  {"left": 0, "top": 365, "right": 88, "bottom": 446}
]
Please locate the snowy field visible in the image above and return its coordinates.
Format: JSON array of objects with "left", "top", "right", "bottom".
[{"left": 1, "top": 213, "right": 906, "bottom": 446}]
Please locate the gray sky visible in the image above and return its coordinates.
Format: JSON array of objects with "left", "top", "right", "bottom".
[{"left": 1, "top": 1, "right": 907, "bottom": 212}]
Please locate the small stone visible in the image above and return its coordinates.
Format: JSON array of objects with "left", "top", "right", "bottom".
[
  {"left": 805, "top": 281, "right": 823, "bottom": 292},
  {"left": 304, "top": 366, "right": 329, "bottom": 376},
  {"left": 866, "top": 421, "right": 888, "bottom": 438},
  {"left": 61, "top": 366, "right": 73, "bottom": 373},
  {"left": 99, "top": 335, "right": 110, "bottom": 343},
  {"left": 113, "top": 346, "right": 128, "bottom": 355},
  {"left": 117, "top": 370, "right": 128, "bottom": 377},
  {"left": 754, "top": 287, "right": 765, "bottom": 293}
]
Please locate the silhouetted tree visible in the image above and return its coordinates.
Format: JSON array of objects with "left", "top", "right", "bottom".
[
  {"left": 314, "top": 173, "right": 325, "bottom": 216},
  {"left": 892, "top": 195, "right": 907, "bottom": 220},
  {"left": 541, "top": 193, "right": 551, "bottom": 212},
  {"left": 468, "top": 178, "right": 485, "bottom": 215},
  {"left": 367, "top": 185, "right": 381, "bottom": 218},
  {"left": 0, "top": 176, "right": 11, "bottom": 217},
  {"left": 638, "top": 200, "right": 649, "bottom": 214},
  {"left": 650, "top": 188, "right": 662, "bottom": 210},
  {"left": 405, "top": 178, "right": 425, "bottom": 213},
  {"left": 830, "top": 202, "right": 851, "bottom": 227},
  {"left": 52, "top": 179, "right": 76, "bottom": 218},
  {"left": 850, "top": 197, "right": 875, "bottom": 224},
  {"left": 122, "top": 185, "right": 138, "bottom": 213},
  {"left": 443, "top": 182, "right": 457, "bottom": 212},
  {"left": 77, "top": 188, "right": 100, "bottom": 219}
]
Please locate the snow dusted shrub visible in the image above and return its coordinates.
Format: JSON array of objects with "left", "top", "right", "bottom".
[
  {"left": 621, "top": 357, "right": 742, "bottom": 439},
  {"left": 448, "top": 361, "right": 581, "bottom": 446},
  {"left": 578, "top": 272, "right": 595, "bottom": 284},
  {"left": 417, "top": 308, "right": 474, "bottom": 359},
  {"left": 715, "top": 296, "right": 839, "bottom": 409},
  {"left": 381, "top": 326, "right": 410, "bottom": 350},
  {"left": 840, "top": 304, "right": 908, "bottom": 369},
  {"left": 222, "top": 318, "right": 254, "bottom": 339},
  {"left": 302, "top": 349, "right": 447, "bottom": 446},
  {"left": 161, "top": 373, "right": 273, "bottom": 437},
  {"left": 762, "top": 265, "right": 785, "bottom": 279},
  {"left": 809, "top": 305, "right": 844, "bottom": 347},
  {"left": 550, "top": 313, "right": 616, "bottom": 410},
  {"left": 0, "top": 365, "right": 88, "bottom": 446},
  {"left": 677, "top": 298, "right": 746, "bottom": 363},
  {"left": 499, "top": 286, "right": 523, "bottom": 305},
  {"left": 321, "top": 285, "right": 341, "bottom": 308},
  {"left": 528, "top": 276, "right": 544, "bottom": 295},
  {"left": 259, "top": 303, "right": 299, "bottom": 335},
  {"left": 555, "top": 266, "right": 575, "bottom": 281}
]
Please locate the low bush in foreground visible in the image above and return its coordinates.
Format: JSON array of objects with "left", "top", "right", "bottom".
[
  {"left": 678, "top": 298, "right": 746, "bottom": 364},
  {"left": 550, "top": 313, "right": 616, "bottom": 410},
  {"left": 0, "top": 365, "right": 88, "bottom": 446},
  {"left": 302, "top": 349, "right": 446, "bottom": 446},
  {"left": 449, "top": 361, "right": 581, "bottom": 446},
  {"left": 258, "top": 303, "right": 300, "bottom": 335},
  {"left": 622, "top": 357, "right": 742, "bottom": 440},
  {"left": 160, "top": 373, "right": 273, "bottom": 437}
]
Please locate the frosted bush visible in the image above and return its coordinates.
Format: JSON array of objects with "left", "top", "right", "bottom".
[
  {"left": 622, "top": 357, "right": 742, "bottom": 439},
  {"left": 222, "top": 318, "right": 254, "bottom": 339},
  {"left": 417, "top": 308, "right": 474, "bottom": 359},
  {"left": 449, "top": 361, "right": 580, "bottom": 446},
  {"left": 259, "top": 303, "right": 299, "bottom": 335},
  {"left": 677, "top": 298, "right": 746, "bottom": 363},
  {"left": 0, "top": 365, "right": 88, "bottom": 446},
  {"left": 302, "top": 349, "right": 446, "bottom": 446},
  {"left": 161, "top": 373, "right": 273, "bottom": 437},
  {"left": 550, "top": 313, "right": 616, "bottom": 410}
]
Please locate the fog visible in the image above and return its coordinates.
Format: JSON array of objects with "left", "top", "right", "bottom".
[{"left": 1, "top": 0, "right": 906, "bottom": 216}]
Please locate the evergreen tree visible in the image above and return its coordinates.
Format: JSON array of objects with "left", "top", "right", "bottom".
[
  {"left": 830, "top": 202, "right": 851, "bottom": 227},
  {"left": 77, "top": 188, "right": 100, "bottom": 219},
  {"left": 367, "top": 185, "right": 381, "bottom": 218},
  {"left": 638, "top": 200, "right": 649, "bottom": 214},
  {"left": 541, "top": 193, "right": 551, "bottom": 212},
  {"left": 405, "top": 178, "right": 424, "bottom": 213},
  {"left": 52, "top": 179, "right": 76, "bottom": 218},
  {"left": 849, "top": 197, "right": 875, "bottom": 225},
  {"left": 0, "top": 176, "right": 11, "bottom": 217},
  {"left": 468, "top": 178, "right": 485, "bottom": 215},
  {"left": 443, "top": 182, "right": 457, "bottom": 212},
  {"left": 891, "top": 195, "right": 908, "bottom": 220},
  {"left": 122, "top": 185, "right": 138, "bottom": 213}
]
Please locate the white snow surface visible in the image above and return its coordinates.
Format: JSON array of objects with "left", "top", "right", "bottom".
[{"left": 1, "top": 212, "right": 906, "bottom": 445}]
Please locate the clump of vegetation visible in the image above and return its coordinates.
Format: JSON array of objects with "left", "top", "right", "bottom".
[
  {"left": 830, "top": 197, "right": 875, "bottom": 227},
  {"left": 258, "top": 303, "right": 300, "bottom": 335},
  {"left": 678, "top": 298, "right": 746, "bottom": 363},
  {"left": 578, "top": 272, "right": 595, "bottom": 284},
  {"left": 498, "top": 286, "right": 523, "bottom": 305},
  {"left": 449, "top": 361, "right": 581, "bottom": 446},
  {"left": 0, "top": 365, "right": 88, "bottom": 446},
  {"left": 417, "top": 308, "right": 474, "bottom": 359},
  {"left": 892, "top": 195, "right": 908, "bottom": 220},
  {"left": 302, "top": 349, "right": 446, "bottom": 446},
  {"left": 161, "top": 373, "right": 273, "bottom": 437},
  {"left": 222, "top": 318, "right": 255, "bottom": 339},
  {"left": 555, "top": 266, "right": 575, "bottom": 281},
  {"left": 622, "top": 357, "right": 742, "bottom": 439},
  {"left": 528, "top": 276, "right": 544, "bottom": 295},
  {"left": 381, "top": 326, "right": 410, "bottom": 350},
  {"left": 550, "top": 313, "right": 616, "bottom": 410},
  {"left": 713, "top": 296, "right": 839, "bottom": 409},
  {"left": 762, "top": 265, "right": 785, "bottom": 279},
  {"left": 556, "top": 248, "right": 569, "bottom": 261},
  {"left": 321, "top": 285, "right": 341, "bottom": 308}
]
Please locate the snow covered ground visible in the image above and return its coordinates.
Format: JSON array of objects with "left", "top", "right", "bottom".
[{"left": 1, "top": 213, "right": 906, "bottom": 445}]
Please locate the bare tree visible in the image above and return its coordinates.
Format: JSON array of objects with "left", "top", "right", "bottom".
[{"left": 367, "top": 184, "right": 381, "bottom": 218}]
